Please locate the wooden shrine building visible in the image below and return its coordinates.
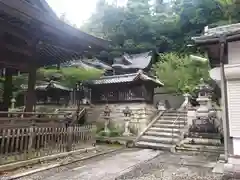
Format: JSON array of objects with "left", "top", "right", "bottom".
[
  {"left": 65, "top": 51, "right": 154, "bottom": 76},
  {"left": 85, "top": 70, "right": 163, "bottom": 104},
  {"left": 21, "top": 81, "right": 71, "bottom": 105},
  {"left": 0, "top": 0, "right": 108, "bottom": 112},
  {"left": 112, "top": 52, "right": 154, "bottom": 75}
]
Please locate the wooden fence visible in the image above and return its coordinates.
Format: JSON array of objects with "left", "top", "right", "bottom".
[
  {"left": 0, "top": 124, "right": 96, "bottom": 165},
  {"left": 0, "top": 108, "right": 86, "bottom": 128}
]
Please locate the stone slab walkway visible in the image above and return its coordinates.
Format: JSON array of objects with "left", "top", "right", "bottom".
[
  {"left": 117, "top": 152, "right": 224, "bottom": 180},
  {"left": 17, "top": 149, "right": 160, "bottom": 180}
]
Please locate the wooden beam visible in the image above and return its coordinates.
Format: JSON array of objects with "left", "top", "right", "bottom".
[
  {"left": 0, "top": 20, "right": 33, "bottom": 45},
  {"left": 0, "top": 0, "right": 108, "bottom": 48},
  {"left": 0, "top": 50, "right": 29, "bottom": 70},
  {"left": 0, "top": 43, "right": 32, "bottom": 56},
  {"left": 0, "top": 19, "right": 83, "bottom": 53},
  {"left": 0, "top": 60, "right": 28, "bottom": 70}
]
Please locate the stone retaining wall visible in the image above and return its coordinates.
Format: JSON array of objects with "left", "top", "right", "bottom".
[{"left": 86, "top": 103, "right": 156, "bottom": 135}]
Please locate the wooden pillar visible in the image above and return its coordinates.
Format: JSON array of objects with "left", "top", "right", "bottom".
[
  {"left": 25, "top": 65, "right": 37, "bottom": 112},
  {"left": 220, "top": 35, "right": 229, "bottom": 162},
  {"left": 2, "top": 68, "right": 13, "bottom": 111}
]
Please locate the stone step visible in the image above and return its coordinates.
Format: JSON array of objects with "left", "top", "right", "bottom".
[
  {"left": 161, "top": 115, "right": 186, "bottom": 119},
  {"left": 145, "top": 131, "right": 179, "bottom": 138},
  {"left": 140, "top": 135, "right": 179, "bottom": 144},
  {"left": 163, "top": 112, "right": 187, "bottom": 115},
  {"left": 157, "top": 119, "right": 186, "bottom": 124},
  {"left": 136, "top": 141, "right": 174, "bottom": 150},
  {"left": 188, "top": 132, "right": 221, "bottom": 139},
  {"left": 164, "top": 110, "right": 186, "bottom": 114},
  {"left": 160, "top": 115, "right": 186, "bottom": 119},
  {"left": 149, "top": 127, "right": 180, "bottom": 133},
  {"left": 182, "top": 137, "right": 221, "bottom": 146},
  {"left": 153, "top": 123, "right": 185, "bottom": 129},
  {"left": 176, "top": 144, "right": 224, "bottom": 153}
]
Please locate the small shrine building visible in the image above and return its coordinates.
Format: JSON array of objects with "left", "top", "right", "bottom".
[{"left": 86, "top": 70, "right": 163, "bottom": 103}]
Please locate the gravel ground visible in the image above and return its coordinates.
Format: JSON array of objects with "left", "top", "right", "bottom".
[
  {"left": 0, "top": 145, "right": 123, "bottom": 180},
  {"left": 116, "top": 152, "right": 227, "bottom": 180},
  {"left": 3, "top": 148, "right": 237, "bottom": 180},
  {"left": 12, "top": 149, "right": 157, "bottom": 180}
]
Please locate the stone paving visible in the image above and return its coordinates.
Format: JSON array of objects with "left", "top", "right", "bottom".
[
  {"left": 116, "top": 152, "right": 225, "bottom": 180},
  {"left": 7, "top": 149, "right": 234, "bottom": 180},
  {"left": 16, "top": 149, "right": 160, "bottom": 180}
]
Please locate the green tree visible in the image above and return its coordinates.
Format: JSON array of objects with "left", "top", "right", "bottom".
[
  {"left": 13, "top": 67, "right": 103, "bottom": 89},
  {"left": 82, "top": 0, "right": 240, "bottom": 55},
  {"left": 153, "top": 53, "right": 210, "bottom": 94}
]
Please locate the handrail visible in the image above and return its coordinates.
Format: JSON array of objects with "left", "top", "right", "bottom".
[
  {"left": 134, "top": 110, "right": 165, "bottom": 143},
  {"left": 171, "top": 112, "right": 181, "bottom": 144},
  {"left": 70, "top": 107, "right": 86, "bottom": 125}
]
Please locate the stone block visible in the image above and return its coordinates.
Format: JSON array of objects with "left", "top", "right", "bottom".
[{"left": 224, "top": 163, "right": 240, "bottom": 178}]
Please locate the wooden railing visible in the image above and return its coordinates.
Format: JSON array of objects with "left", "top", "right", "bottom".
[
  {"left": 0, "top": 108, "right": 87, "bottom": 128},
  {"left": 0, "top": 124, "right": 95, "bottom": 165}
]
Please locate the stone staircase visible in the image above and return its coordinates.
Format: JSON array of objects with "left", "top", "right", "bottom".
[
  {"left": 175, "top": 132, "right": 224, "bottom": 153},
  {"left": 135, "top": 110, "right": 187, "bottom": 151}
]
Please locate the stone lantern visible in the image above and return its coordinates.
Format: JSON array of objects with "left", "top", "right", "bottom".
[
  {"left": 11, "top": 97, "right": 16, "bottom": 109},
  {"left": 103, "top": 105, "right": 111, "bottom": 134},
  {"left": 123, "top": 106, "right": 132, "bottom": 136},
  {"left": 189, "top": 78, "right": 217, "bottom": 133},
  {"left": 195, "top": 78, "right": 213, "bottom": 118}
]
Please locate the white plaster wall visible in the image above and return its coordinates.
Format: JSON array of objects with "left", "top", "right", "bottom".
[
  {"left": 233, "top": 138, "right": 240, "bottom": 156},
  {"left": 228, "top": 41, "right": 240, "bottom": 65}
]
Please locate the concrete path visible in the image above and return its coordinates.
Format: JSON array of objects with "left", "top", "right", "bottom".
[{"left": 18, "top": 149, "right": 160, "bottom": 180}]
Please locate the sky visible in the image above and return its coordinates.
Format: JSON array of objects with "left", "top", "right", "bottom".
[{"left": 47, "top": 0, "right": 128, "bottom": 27}]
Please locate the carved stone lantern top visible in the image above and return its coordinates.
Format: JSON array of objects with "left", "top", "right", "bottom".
[
  {"left": 123, "top": 106, "right": 132, "bottom": 117},
  {"left": 104, "top": 105, "right": 111, "bottom": 117},
  {"left": 196, "top": 78, "right": 213, "bottom": 98},
  {"left": 11, "top": 97, "right": 16, "bottom": 103}
]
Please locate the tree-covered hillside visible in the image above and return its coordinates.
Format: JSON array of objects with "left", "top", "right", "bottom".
[
  {"left": 82, "top": 0, "right": 238, "bottom": 54},
  {"left": 81, "top": 0, "right": 238, "bottom": 93}
]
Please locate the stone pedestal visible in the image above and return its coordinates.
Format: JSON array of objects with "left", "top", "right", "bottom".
[
  {"left": 123, "top": 118, "right": 132, "bottom": 136},
  {"left": 180, "top": 93, "right": 191, "bottom": 110},
  {"left": 11, "top": 97, "right": 16, "bottom": 109},
  {"left": 104, "top": 117, "right": 110, "bottom": 135}
]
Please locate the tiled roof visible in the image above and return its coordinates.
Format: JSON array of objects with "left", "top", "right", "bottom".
[
  {"left": 192, "top": 23, "right": 240, "bottom": 42},
  {"left": 21, "top": 81, "right": 71, "bottom": 91},
  {"left": 112, "top": 52, "right": 152, "bottom": 69},
  {"left": 82, "top": 59, "right": 112, "bottom": 70},
  {"left": 87, "top": 70, "right": 163, "bottom": 86},
  {"left": 62, "top": 58, "right": 112, "bottom": 70}
]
